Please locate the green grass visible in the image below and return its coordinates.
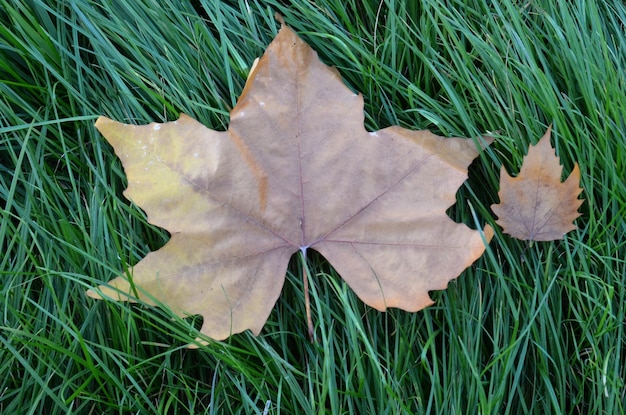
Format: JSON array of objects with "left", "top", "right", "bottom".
[{"left": 1, "top": 0, "right": 625, "bottom": 413}]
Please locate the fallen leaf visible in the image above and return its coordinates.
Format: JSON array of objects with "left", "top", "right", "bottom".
[
  {"left": 491, "top": 126, "right": 583, "bottom": 241},
  {"left": 88, "top": 24, "right": 493, "bottom": 342}
]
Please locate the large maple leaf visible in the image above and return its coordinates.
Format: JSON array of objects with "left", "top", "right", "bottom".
[
  {"left": 89, "top": 25, "right": 493, "bottom": 341},
  {"left": 491, "top": 126, "right": 583, "bottom": 241}
]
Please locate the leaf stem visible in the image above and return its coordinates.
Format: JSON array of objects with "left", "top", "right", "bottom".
[{"left": 300, "top": 247, "right": 315, "bottom": 342}]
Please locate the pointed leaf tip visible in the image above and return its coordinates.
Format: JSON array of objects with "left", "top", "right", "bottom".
[{"left": 275, "top": 12, "right": 285, "bottom": 26}]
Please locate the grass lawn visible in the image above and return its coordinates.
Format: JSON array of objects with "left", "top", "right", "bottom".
[{"left": 1, "top": 0, "right": 625, "bottom": 413}]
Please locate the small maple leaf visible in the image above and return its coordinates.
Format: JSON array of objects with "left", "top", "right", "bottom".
[
  {"left": 491, "top": 126, "right": 583, "bottom": 241},
  {"left": 88, "top": 25, "right": 493, "bottom": 342}
]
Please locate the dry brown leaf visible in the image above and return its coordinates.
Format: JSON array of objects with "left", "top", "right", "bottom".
[
  {"left": 88, "top": 25, "right": 493, "bottom": 342},
  {"left": 491, "top": 126, "right": 583, "bottom": 241}
]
